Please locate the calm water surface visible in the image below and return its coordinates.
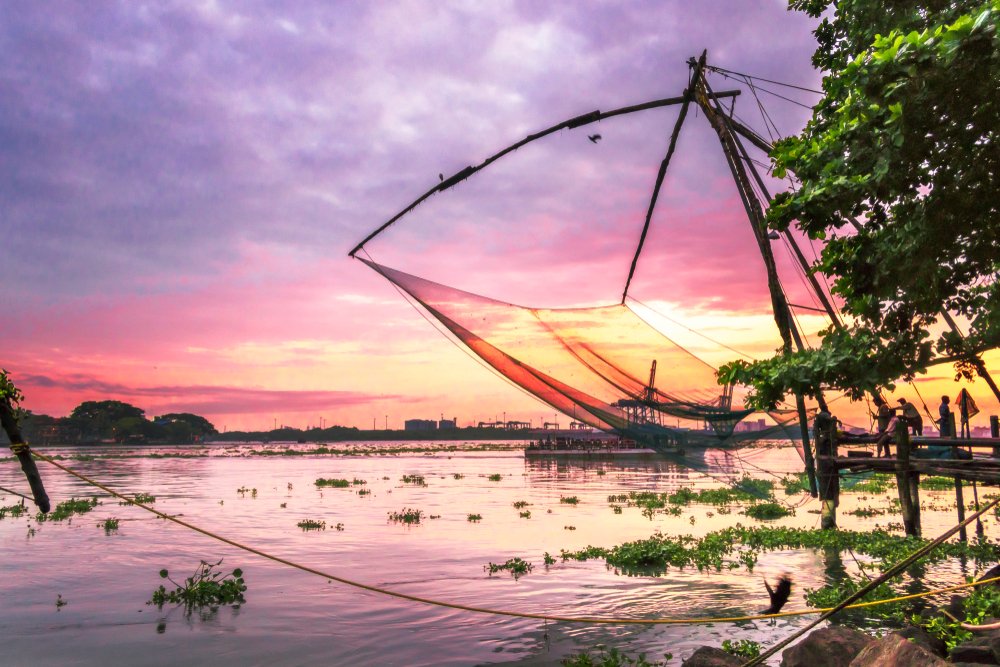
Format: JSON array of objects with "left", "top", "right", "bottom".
[{"left": 0, "top": 441, "right": 993, "bottom": 666}]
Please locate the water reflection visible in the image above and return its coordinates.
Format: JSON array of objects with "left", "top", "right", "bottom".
[{"left": 0, "top": 441, "right": 993, "bottom": 666}]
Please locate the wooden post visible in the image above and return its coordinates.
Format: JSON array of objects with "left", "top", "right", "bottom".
[
  {"left": 0, "top": 400, "right": 50, "bottom": 513},
  {"left": 954, "top": 476, "right": 967, "bottom": 542},
  {"left": 894, "top": 421, "right": 920, "bottom": 537},
  {"left": 815, "top": 412, "right": 839, "bottom": 529},
  {"left": 991, "top": 415, "right": 999, "bottom": 457}
]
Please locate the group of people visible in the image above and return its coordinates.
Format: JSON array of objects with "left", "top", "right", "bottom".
[{"left": 871, "top": 389, "right": 978, "bottom": 458}]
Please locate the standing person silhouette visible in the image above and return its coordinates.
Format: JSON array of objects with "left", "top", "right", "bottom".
[
  {"left": 898, "top": 398, "right": 923, "bottom": 436},
  {"left": 938, "top": 395, "right": 952, "bottom": 437}
]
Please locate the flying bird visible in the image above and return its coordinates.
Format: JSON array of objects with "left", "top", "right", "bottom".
[
  {"left": 762, "top": 575, "right": 792, "bottom": 615},
  {"left": 588, "top": 134, "right": 602, "bottom": 144}
]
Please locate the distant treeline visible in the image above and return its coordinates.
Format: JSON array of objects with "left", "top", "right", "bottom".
[
  {"left": 5, "top": 400, "right": 537, "bottom": 446},
  {"left": 8, "top": 400, "right": 218, "bottom": 446},
  {"left": 213, "top": 426, "right": 536, "bottom": 443}
]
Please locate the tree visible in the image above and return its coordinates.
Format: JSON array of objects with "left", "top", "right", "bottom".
[
  {"left": 719, "top": 0, "right": 1000, "bottom": 409},
  {"left": 157, "top": 413, "right": 217, "bottom": 438},
  {"left": 70, "top": 400, "right": 146, "bottom": 440},
  {"left": 153, "top": 413, "right": 217, "bottom": 443}
]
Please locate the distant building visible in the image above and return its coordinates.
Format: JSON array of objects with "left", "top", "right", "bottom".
[
  {"left": 438, "top": 418, "right": 457, "bottom": 429},
  {"left": 734, "top": 418, "right": 768, "bottom": 433},
  {"left": 404, "top": 419, "right": 437, "bottom": 431}
]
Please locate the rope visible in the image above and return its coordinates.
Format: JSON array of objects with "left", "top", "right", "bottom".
[
  {"left": 705, "top": 65, "right": 824, "bottom": 95},
  {"left": 0, "top": 484, "right": 32, "bottom": 502},
  {"left": 26, "top": 449, "right": 1000, "bottom": 628}
]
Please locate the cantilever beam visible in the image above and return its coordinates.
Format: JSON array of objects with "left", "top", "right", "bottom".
[{"left": 347, "top": 90, "right": 741, "bottom": 258}]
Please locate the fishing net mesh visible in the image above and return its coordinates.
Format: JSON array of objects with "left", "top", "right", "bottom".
[{"left": 362, "top": 259, "right": 806, "bottom": 451}]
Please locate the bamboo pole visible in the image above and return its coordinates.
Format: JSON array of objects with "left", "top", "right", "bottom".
[
  {"left": 349, "top": 89, "right": 740, "bottom": 257},
  {"left": 621, "top": 51, "right": 704, "bottom": 303},
  {"left": 693, "top": 72, "right": 818, "bottom": 497}
]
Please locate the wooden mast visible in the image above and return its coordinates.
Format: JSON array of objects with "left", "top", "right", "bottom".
[{"left": 692, "top": 62, "right": 818, "bottom": 497}]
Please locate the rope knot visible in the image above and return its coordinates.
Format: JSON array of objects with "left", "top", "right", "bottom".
[{"left": 9, "top": 442, "right": 29, "bottom": 455}]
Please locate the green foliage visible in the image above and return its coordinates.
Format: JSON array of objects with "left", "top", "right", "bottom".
[
  {"left": 314, "top": 478, "right": 350, "bottom": 488},
  {"left": 782, "top": 473, "right": 811, "bottom": 495},
  {"left": 467, "top": 513, "right": 482, "bottom": 522},
  {"left": 920, "top": 476, "right": 967, "bottom": 490},
  {"left": 843, "top": 474, "right": 893, "bottom": 494},
  {"left": 487, "top": 473, "right": 502, "bottom": 482},
  {"left": 101, "top": 517, "right": 120, "bottom": 531},
  {"left": 148, "top": 560, "right": 246, "bottom": 613},
  {"left": 559, "top": 525, "right": 996, "bottom": 574},
  {"left": 297, "top": 519, "right": 326, "bottom": 530},
  {"left": 742, "top": 502, "right": 794, "bottom": 520},
  {"left": 388, "top": 508, "right": 422, "bottom": 524},
  {"left": 40, "top": 497, "right": 100, "bottom": 522},
  {"left": 0, "top": 502, "right": 26, "bottom": 519},
  {"left": 543, "top": 552, "right": 556, "bottom": 565},
  {"left": 119, "top": 492, "right": 156, "bottom": 506},
  {"left": 513, "top": 500, "right": 530, "bottom": 509},
  {"left": 720, "top": 0, "right": 1000, "bottom": 407},
  {"left": 561, "top": 647, "right": 671, "bottom": 666},
  {"left": 805, "top": 574, "right": 907, "bottom": 623},
  {"left": 401, "top": 474, "right": 426, "bottom": 485},
  {"left": 0, "top": 369, "right": 24, "bottom": 407},
  {"left": 917, "top": 583, "right": 1000, "bottom": 652},
  {"left": 560, "top": 496, "right": 580, "bottom": 505},
  {"left": 485, "top": 557, "right": 533, "bottom": 579},
  {"left": 721, "top": 639, "right": 761, "bottom": 659}
]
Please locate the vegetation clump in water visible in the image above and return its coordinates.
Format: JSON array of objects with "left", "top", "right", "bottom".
[
  {"left": 0, "top": 502, "right": 26, "bottom": 519},
  {"left": 297, "top": 519, "right": 326, "bottom": 530},
  {"left": 314, "top": 478, "right": 350, "bottom": 488},
  {"left": 38, "top": 497, "right": 100, "bottom": 522},
  {"left": 148, "top": 560, "right": 246, "bottom": 614},
  {"left": 485, "top": 557, "right": 533, "bottom": 579},
  {"left": 561, "top": 646, "right": 671, "bottom": 666},
  {"left": 742, "top": 501, "right": 794, "bottom": 520},
  {"left": 119, "top": 493, "right": 155, "bottom": 505},
  {"left": 388, "top": 508, "right": 423, "bottom": 524}
]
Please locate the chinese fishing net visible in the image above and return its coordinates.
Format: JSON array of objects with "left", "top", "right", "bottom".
[{"left": 360, "top": 258, "right": 807, "bottom": 464}]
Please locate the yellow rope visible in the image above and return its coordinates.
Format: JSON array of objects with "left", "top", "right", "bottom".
[{"left": 30, "top": 449, "right": 1000, "bottom": 626}]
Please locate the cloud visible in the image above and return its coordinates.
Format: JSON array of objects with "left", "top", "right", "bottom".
[
  {"left": 18, "top": 372, "right": 409, "bottom": 416},
  {"left": 2, "top": 1, "right": 835, "bottom": 427}
]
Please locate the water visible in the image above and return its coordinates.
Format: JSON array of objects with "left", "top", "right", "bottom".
[{"left": 0, "top": 441, "right": 991, "bottom": 666}]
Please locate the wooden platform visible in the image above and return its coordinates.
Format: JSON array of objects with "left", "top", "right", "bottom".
[{"left": 825, "top": 454, "right": 1000, "bottom": 484}]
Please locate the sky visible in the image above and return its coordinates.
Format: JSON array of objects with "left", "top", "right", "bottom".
[{"left": 3, "top": 1, "right": 997, "bottom": 433}]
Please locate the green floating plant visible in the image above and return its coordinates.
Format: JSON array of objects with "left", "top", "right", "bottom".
[{"left": 148, "top": 560, "right": 246, "bottom": 613}]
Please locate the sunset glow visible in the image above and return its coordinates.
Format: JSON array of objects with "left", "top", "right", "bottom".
[{"left": 4, "top": 3, "right": 997, "bottom": 433}]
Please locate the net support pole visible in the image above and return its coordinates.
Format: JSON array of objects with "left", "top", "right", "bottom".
[
  {"left": 621, "top": 51, "right": 705, "bottom": 303},
  {"left": 694, "top": 68, "right": 818, "bottom": 497}
]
